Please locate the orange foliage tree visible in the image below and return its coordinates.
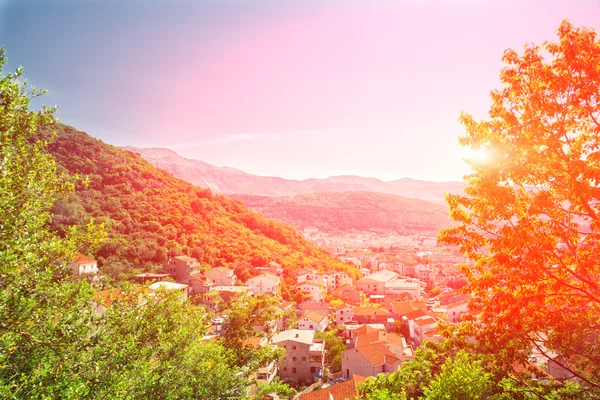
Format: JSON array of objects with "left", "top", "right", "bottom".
[{"left": 440, "top": 20, "right": 600, "bottom": 390}]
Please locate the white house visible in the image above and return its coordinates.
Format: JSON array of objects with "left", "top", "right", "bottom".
[
  {"left": 296, "top": 282, "right": 323, "bottom": 303},
  {"left": 335, "top": 304, "right": 355, "bottom": 326},
  {"left": 326, "top": 272, "right": 353, "bottom": 293},
  {"left": 384, "top": 278, "right": 421, "bottom": 300},
  {"left": 297, "top": 269, "right": 322, "bottom": 284},
  {"left": 148, "top": 281, "right": 190, "bottom": 301},
  {"left": 446, "top": 298, "right": 469, "bottom": 323},
  {"left": 297, "top": 311, "right": 328, "bottom": 331},
  {"left": 206, "top": 267, "right": 237, "bottom": 286},
  {"left": 247, "top": 272, "right": 281, "bottom": 295},
  {"left": 70, "top": 253, "right": 98, "bottom": 276}
]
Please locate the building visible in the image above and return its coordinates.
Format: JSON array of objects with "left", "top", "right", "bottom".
[
  {"left": 335, "top": 304, "right": 355, "bottom": 326},
  {"left": 246, "top": 272, "right": 281, "bottom": 295},
  {"left": 296, "top": 282, "right": 323, "bottom": 303},
  {"left": 271, "top": 329, "right": 325, "bottom": 383},
  {"left": 446, "top": 298, "right": 470, "bottom": 323},
  {"left": 341, "top": 342, "right": 401, "bottom": 379},
  {"left": 185, "top": 273, "right": 214, "bottom": 297},
  {"left": 70, "top": 253, "right": 98, "bottom": 276},
  {"left": 297, "top": 269, "right": 322, "bottom": 284},
  {"left": 162, "top": 255, "right": 201, "bottom": 282},
  {"left": 256, "top": 261, "right": 284, "bottom": 277},
  {"left": 355, "top": 270, "right": 399, "bottom": 295},
  {"left": 326, "top": 272, "right": 353, "bottom": 293},
  {"left": 298, "top": 301, "right": 331, "bottom": 318},
  {"left": 131, "top": 273, "right": 171, "bottom": 284},
  {"left": 297, "top": 374, "right": 365, "bottom": 400},
  {"left": 353, "top": 307, "right": 389, "bottom": 325},
  {"left": 297, "top": 311, "right": 328, "bottom": 331},
  {"left": 147, "top": 281, "right": 189, "bottom": 301},
  {"left": 383, "top": 277, "right": 421, "bottom": 300},
  {"left": 333, "top": 284, "right": 362, "bottom": 304},
  {"left": 206, "top": 266, "right": 237, "bottom": 286}
]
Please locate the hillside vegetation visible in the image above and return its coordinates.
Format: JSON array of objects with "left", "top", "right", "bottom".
[
  {"left": 48, "top": 125, "right": 357, "bottom": 285},
  {"left": 233, "top": 191, "right": 452, "bottom": 234}
]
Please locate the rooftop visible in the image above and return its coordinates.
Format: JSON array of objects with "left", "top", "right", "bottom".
[
  {"left": 148, "top": 281, "right": 189, "bottom": 291},
  {"left": 71, "top": 253, "right": 96, "bottom": 264},
  {"left": 272, "top": 329, "right": 315, "bottom": 345},
  {"left": 357, "top": 269, "right": 398, "bottom": 283}
]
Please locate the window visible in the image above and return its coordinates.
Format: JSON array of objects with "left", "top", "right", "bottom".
[
  {"left": 283, "top": 367, "right": 287, "bottom": 371},
  {"left": 292, "top": 368, "right": 297, "bottom": 374},
  {"left": 302, "top": 357, "right": 306, "bottom": 362},
  {"left": 293, "top": 346, "right": 297, "bottom": 350},
  {"left": 293, "top": 357, "right": 297, "bottom": 361},
  {"left": 310, "top": 367, "right": 316, "bottom": 373},
  {"left": 341, "top": 310, "right": 344, "bottom": 314},
  {"left": 340, "top": 317, "right": 344, "bottom": 321},
  {"left": 309, "top": 325, "right": 314, "bottom": 329}
]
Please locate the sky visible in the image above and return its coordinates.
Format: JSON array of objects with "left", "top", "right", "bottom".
[{"left": 1, "top": 0, "right": 600, "bottom": 182}]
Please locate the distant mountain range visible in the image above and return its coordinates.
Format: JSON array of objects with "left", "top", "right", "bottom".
[
  {"left": 123, "top": 147, "right": 466, "bottom": 204},
  {"left": 231, "top": 192, "right": 452, "bottom": 234}
]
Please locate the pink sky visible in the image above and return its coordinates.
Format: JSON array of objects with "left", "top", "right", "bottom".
[{"left": 4, "top": 0, "right": 600, "bottom": 181}]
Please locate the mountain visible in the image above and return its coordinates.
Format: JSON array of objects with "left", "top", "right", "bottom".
[
  {"left": 48, "top": 125, "right": 358, "bottom": 293},
  {"left": 124, "top": 147, "right": 466, "bottom": 203},
  {"left": 232, "top": 192, "right": 452, "bottom": 234}
]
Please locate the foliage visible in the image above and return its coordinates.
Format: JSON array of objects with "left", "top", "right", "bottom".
[
  {"left": 253, "top": 377, "right": 297, "bottom": 399},
  {"left": 47, "top": 125, "right": 359, "bottom": 293},
  {"left": 422, "top": 351, "right": 492, "bottom": 400},
  {"left": 315, "top": 326, "right": 346, "bottom": 373},
  {"left": 234, "top": 191, "right": 450, "bottom": 235},
  {"left": 439, "top": 20, "right": 600, "bottom": 391},
  {"left": 0, "top": 49, "right": 299, "bottom": 399},
  {"left": 219, "top": 293, "right": 284, "bottom": 368}
]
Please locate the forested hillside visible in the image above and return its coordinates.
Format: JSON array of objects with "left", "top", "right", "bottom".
[
  {"left": 233, "top": 191, "right": 451, "bottom": 234},
  {"left": 48, "top": 125, "right": 357, "bottom": 283}
]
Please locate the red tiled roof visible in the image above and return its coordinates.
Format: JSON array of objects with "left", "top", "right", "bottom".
[
  {"left": 415, "top": 317, "right": 437, "bottom": 327},
  {"left": 298, "top": 374, "right": 366, "bottom": 400},
  {"left": 302, "top": 311, "right": 325, "bottom": 323},
  {"left": 356, "top": 343, "right": 400, "bottom": 366},
  {"left": 71, "top": 253, "right": 96, "bottom": 264},
  {"left": 93, "top": 288, "right": 122, "bottom": 307},
  {"left": 353, "top": 307, "right": 388, "bottom": 317}
]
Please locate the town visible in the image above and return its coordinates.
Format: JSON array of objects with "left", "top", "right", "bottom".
[{"left": 72, "top": 235, "right": 571, "bottom": 399}]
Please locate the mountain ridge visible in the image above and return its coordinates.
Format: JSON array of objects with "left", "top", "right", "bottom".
[{"left": 123, "top": 146, "right": 466, "bottom": 203}]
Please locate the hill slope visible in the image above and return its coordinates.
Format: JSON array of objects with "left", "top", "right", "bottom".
[
  {"left": 48, "top": 125, "right": 358, "bottom": 289},
  {"left": 233, "top": 192, "right": 451, "bottom": 234},
  {"left": 125, "top": 147, "right": 466, "bottom": 203}
]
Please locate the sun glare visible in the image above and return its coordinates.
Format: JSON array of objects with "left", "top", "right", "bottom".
[{"left": 462, "top": 148, "right": 490, "bottom": 163}]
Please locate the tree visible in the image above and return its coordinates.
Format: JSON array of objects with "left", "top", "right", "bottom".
[
  {"left": 315, "top": 326, "right": 346, "bottom": 373},
  {"left": 439, "top": 20, "right": 600, "bottom": 392}
]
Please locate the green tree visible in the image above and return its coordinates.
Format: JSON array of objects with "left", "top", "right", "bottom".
[
  {"left": 315, "top": 326, "right": 346, "bottom": 373},
  {"left": 439, "top": 20, "right": 600, "bottom": 391},
  {"left": 422, "top": 351, "right": 492, "bottom": 400}
]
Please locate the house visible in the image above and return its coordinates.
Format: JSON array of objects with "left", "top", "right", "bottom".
[
  {"left": 206, "top": 266, "right": 237, "bottom": 286},
  {"left": 333, "top": 284, "right": 362, "bottom": 304},
  {"left": 246, "top": 272, "right": 281, "bottom": 295},
  {"left": 298, "top": 301, "right": 330, "bottom": 318},
  {"left": 410, "top": 316, "right": 438, "bottom": 347},
  {"left": 162, "top": 255, "right": 201, "bottom": 282},
  {"left": 275, "top": 301, "right": 295, "bottom": 331},
  {"left": 355, "top": 270, "right": 399, "bottom": 295},
  {"left": 297, "top": 311, "right": 328, "bottom": 331},
  {"left": 185, "top": 273, "right": 214, "bottom": 297},
  {"left": 201, "top": 285, "right": 251, "bottom": 311},
  {"left": 131, "top": 273, "right": 171, "bottom": 284},
  {"left": 326, "top": 272, "right": 353, "bottom": 293},
  {"left": 245, "top": 337, "right": 279, "bottom": 393},
  {"left": 383, "top": 278, "right": 421, "bottom": 300},
  {"left": 256, "top": 261, "right": 284, "bottom": 277},
  {"left": 147, "top": 281, "right": 189, "bottom": 301},
  {"left": 334, "top": 304, "right": 354, "bottom": 326},
  {"left": 92, "top": 288, "right": 122, "bottom": 315},
  {"left": 341, "top": 342, "right": 401, "bottom": 379},
  {"left": 296, "top": 282, "right": 323, "bottom": 303},
  {"left": 70, "top": 253, "right": 98, "bottom": 276},
  {"left": 446, "top": 298, "right": 470, "bottom": 323},
  {"left": 271, "top": 329, "right": 325, "bottom": 383},
  {"left": 352, "top": 328, "right": 414, "bottom": 362},
  {"left": 297, "top": 269, "right": 322, "bottom": 284},
  {"left": 353, "top": 307, "right": 389, "bottom": 325},
  {"left": 297, "top": 374, "right": 366, "bottom": 400}
]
